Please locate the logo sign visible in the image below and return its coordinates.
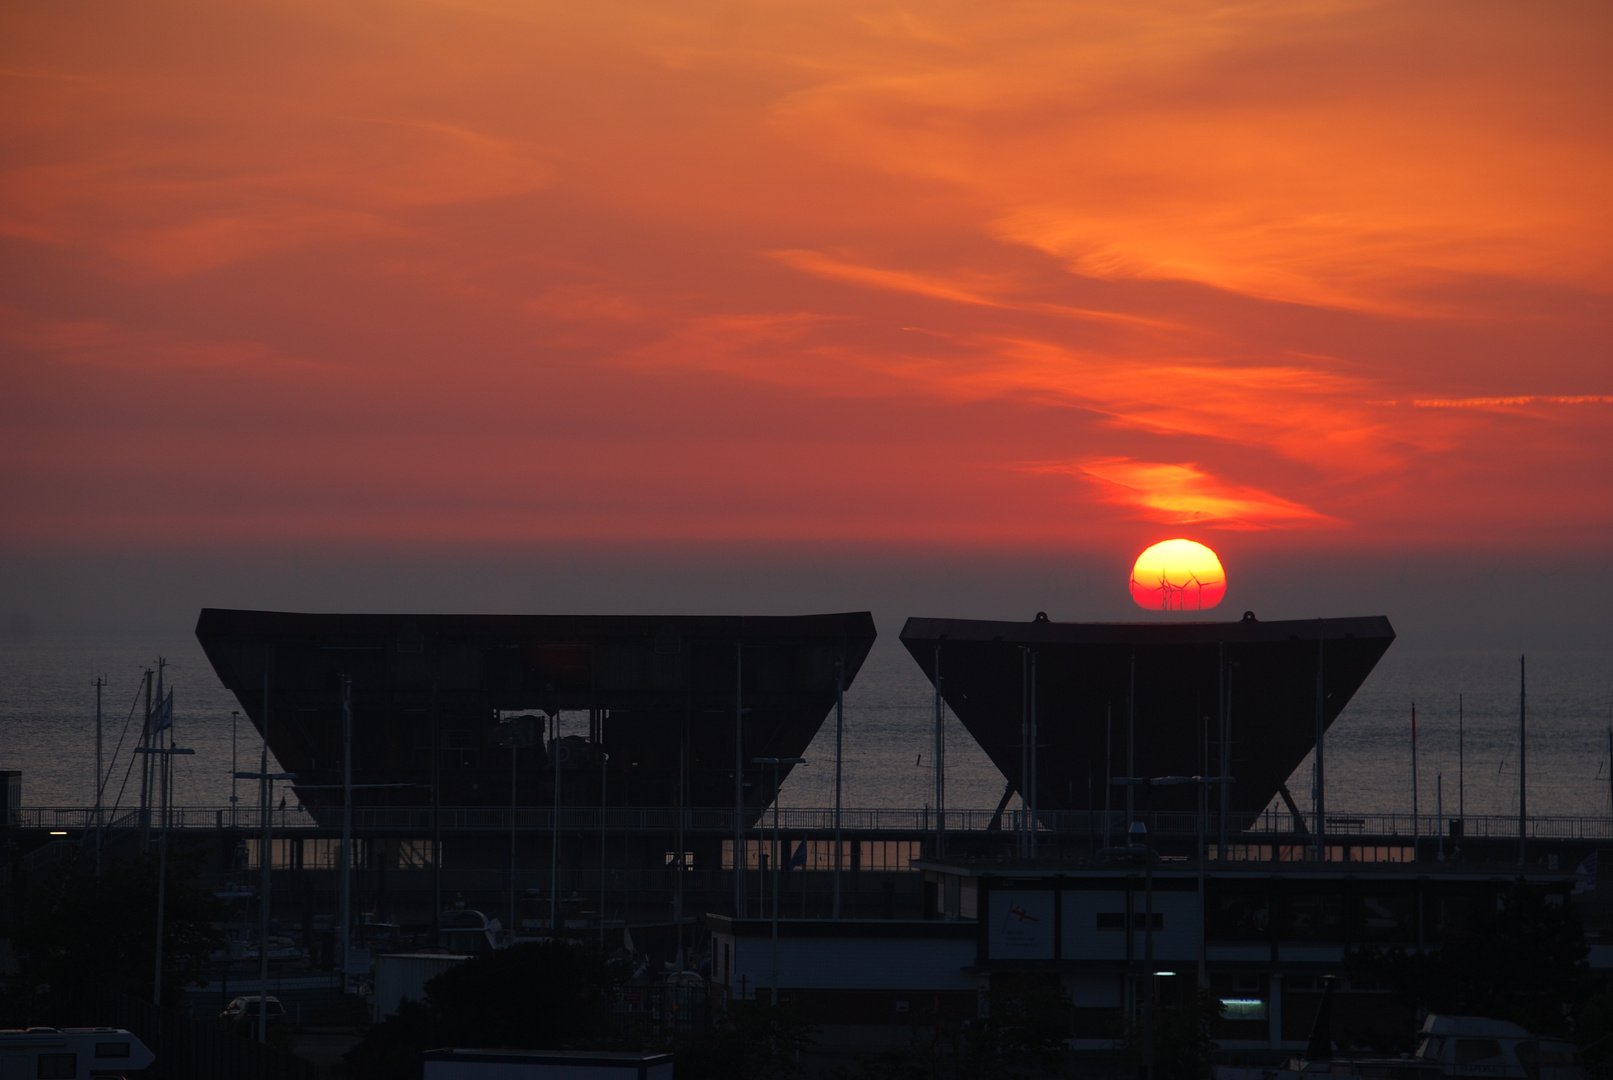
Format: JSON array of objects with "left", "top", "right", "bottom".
[{"left": 989, "top": 890, "right": 1055, "bottom": 959}]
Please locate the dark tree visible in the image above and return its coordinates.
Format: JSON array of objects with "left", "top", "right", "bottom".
[
  {"left": 970, "top": 975, "right": 1074, "bottom": 1076},
  {"left": 675, "top": 1000, "right": 816, "bottom": 1080},
  {"left": 1118, "top": 987, "right": 1225, "bottom": 1080},
  {"left": 1349, "top": 879, "right": 1589, "bottom": 1041},
  {"left": 835, "top": 976, "right": 1072, "bottom": 1080},
  {"left": 345, "top": 941, "right": 629, "bottom": 1080},
  {"left": 10, "top": 851, "right": 226, "bottom": 1021}
]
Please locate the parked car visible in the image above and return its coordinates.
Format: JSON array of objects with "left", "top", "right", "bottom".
[{"left": 219, "top": 995, "right": 287, "bottom": 1037}]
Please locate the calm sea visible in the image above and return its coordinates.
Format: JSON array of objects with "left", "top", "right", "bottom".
[{"left": 2, "top": 629, "right": 1610, "bottom": 820}]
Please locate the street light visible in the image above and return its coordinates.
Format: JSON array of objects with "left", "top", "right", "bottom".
[
  {"left": 1110, "top": 772, "right": 1233, "bottom": 1080},
  {"left": 137, "top": 741, "right": 194, "bottom": 1006},
  {"left": 752, "top": 756, "right": 806, "bottom": 1006},
  {"left": 236, "top": 763, "right": 295, "bottom": 1042},
  {"left": 1113, "top": 774, "right": 1235, "bottom": 989}
]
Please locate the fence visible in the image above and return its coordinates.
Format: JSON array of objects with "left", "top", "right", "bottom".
[
  {"left": 609, "top": 982, "right": 709, "bottom": 1048},
  {"left": 16, "top": 804, "right": 1613, "bottom": 841}
]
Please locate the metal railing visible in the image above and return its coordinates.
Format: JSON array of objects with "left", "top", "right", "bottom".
[{"left": 13, "top": 804, "right": 1613, "bottom": 841}]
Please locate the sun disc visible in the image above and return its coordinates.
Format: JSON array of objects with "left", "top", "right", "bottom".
[{"left": 1129, "top": 539, "right": 1226, "bottom": 611}]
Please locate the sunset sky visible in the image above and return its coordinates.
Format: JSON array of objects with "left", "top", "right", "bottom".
[{"left": 4, "top": 0, "right": 1612, "bottom": 618}]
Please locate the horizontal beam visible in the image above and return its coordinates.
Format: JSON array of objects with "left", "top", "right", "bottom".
[{"left": 10, "top": 805, "right": 1612, "bottom": 842}]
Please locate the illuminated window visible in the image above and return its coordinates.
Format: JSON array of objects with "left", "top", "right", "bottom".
[{"left": 1220, "top": 998, "right": 1267, "bottom": 1021}]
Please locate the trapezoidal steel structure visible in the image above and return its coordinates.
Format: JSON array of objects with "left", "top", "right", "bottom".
[
  {"left": 196, "top": 608, "right": 876, "bottom": 823},
  {"left": 899, "top": 612, "right": 1394, "bottom": 825}
]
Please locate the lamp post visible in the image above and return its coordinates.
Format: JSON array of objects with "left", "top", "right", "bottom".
[
  {"left": 136, "top": 740, "right": 195, "bottom": 1005},
  {"left": 1128, "top": 820, "right": 1155, "bottom": 1080},
  {"left": 752, "top": 756, "right": 806, "bottom": 1006},
  {"left": 234, "top": 753, "right": 297, "bottom": 1041},
  {"left": 230, "top": 710, "right": 239, "bottom": 828},
  {"left": 832, "top": 660, "right": 845, "bottom": 922},
  {"left": 1111, "top": 773, "right": 1236, "bottom": 999}
]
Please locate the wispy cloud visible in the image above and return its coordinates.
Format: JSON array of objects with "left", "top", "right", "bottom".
[
  {"left": 1412, "top": 395, "right": 1613, "bottom": 409},
  {"left": 770, "top": 3, "right": 1613, "bottom": 315},
  {"left": 2, "top": 0, "right": 1610, "bottom": 546},
  {"left": 1033, "top": 457, "right": 1333, "bottom": 529},
  {"left": 768, "top": 248, "right": 1182, "bottom": 329},
  {"left": 2, "top": 309, "right": 320, "bottom": 374}
]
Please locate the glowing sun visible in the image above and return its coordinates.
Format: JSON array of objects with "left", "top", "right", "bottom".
[{"left": 1129, "top": 539, "right": 1226, "bottom": 611}]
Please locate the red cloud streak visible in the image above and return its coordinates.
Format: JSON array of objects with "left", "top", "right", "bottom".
[{"left": 2, "top": 1, "right": 1610, "bottom": 552}]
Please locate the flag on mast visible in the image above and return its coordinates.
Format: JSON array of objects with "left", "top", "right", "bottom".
[{"left": 152, "top": 689, "right": 174, "bottom": 733}]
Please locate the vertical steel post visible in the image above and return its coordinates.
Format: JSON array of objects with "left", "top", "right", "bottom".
[
  {"left": 1411, "top": 703, "right": 1419, "bottom": 858},
  {"left": 934, "top": 645, "right": 945, "bottom": 860},
  {"left": 431, "top": 684, "right": 441, "bottom": 929},
  {"left": 511, "top": 724, "right": 519, "bottom": 945},
  {"left": 1198, "top": 720, "right": 1207, "bottom": 988},
  {"left": 677, "top": 696, "right": 687, "bottom": 959},
  {"left": 771, "top": 760, "right": 781, "bottom": 1005},
  {"left": 1019, "top": 648, "right": 1028, "bottom": 857},
  {"left": 1315, "top": 625, "right": 1325, "bottom": 861},
  {"left": 94, "top": 676, "right": 104, "bottom": 875},
  {"left": 1029, "top": 650, "right": 1038, "bottom": 859},
  {"left": 1127, "top": 652, "right": 1136, "bottom": 829},
  {"left": 551, "top": 712, "right": 561, "bottom": 929},
  {"left": 94, "top": 677, "right": 103, "bottom": 829},
  {"left": 153, "top": 722, "right": 168, "bottom": 1005},
  {"left": 1218, "top": 642, "right": 1228, "bottom": 861},
  {"left": 834, "top": 653, "right": 844, "bottom": 919},
  {"left": 230, "top": 710, "right": 239, "bottom": 829},
  {"left": 341, "top": 676, "right": 352, "bottom": 999},
  {"left": 258, "top": 666, "right": 270, "bottom": 1044},
  {"left": 1104, "top": 703, "right": 1113, "bottom": 851},
  {"left": 1144, "top": 839, "right": 1155, "bottom": 1080},
  {"left": 734, "top": 641, "right": 744, "bottom": 916},
  {"left": 1200, "top": 718, "right": 1212, "bottom": 992},
  {"left": 141, "top": 669, "right": 152, "bottom": 848},
  {"left": 1519, "top": 655, "right": 1527, "bottom": 867},
  {"left": 1437, "top": 774, "right": 1444, "bottom": 861}
]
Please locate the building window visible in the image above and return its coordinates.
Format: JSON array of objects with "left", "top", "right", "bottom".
[
  {"left": 1096, "top": 912, "right": 1162, "bottom": 930},
  {"left": 1219, "top": 998, "right": 1267, "bottom": 1021}
]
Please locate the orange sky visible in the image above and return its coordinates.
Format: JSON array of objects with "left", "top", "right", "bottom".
[{"left": 4, "top": 0, "right": 1611, "bottom": 556}]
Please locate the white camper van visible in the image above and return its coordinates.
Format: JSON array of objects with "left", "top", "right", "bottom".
[
  {"left": 0, "top": 1027, "right": 155, "bottom": 1079},
  {"left": 1411, "top": 1014, "right": 1585, "bottom": 1080}
]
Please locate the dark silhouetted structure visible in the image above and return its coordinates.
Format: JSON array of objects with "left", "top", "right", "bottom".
[
  {"left": 195, "top": 609, "right": 876, "bottom": 823},
  {"left": 899, "top": 613, "right": 1394, "bottom": 826}
]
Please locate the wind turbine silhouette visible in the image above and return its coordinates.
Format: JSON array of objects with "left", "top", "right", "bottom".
[{"left": 1181, "top": 569, "right": 1204, "bottom": 609}]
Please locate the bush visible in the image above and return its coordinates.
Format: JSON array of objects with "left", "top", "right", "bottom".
[
  {"left": 1348, "top": 878, "right": 1588, "bottom": 1040},
  {"left": 345, "top": 941, "right": 629, "bottom": 1080},
  {"left": 675, "top": 1000, "right": 815, "bottom": 1080},
  {"left": 10, "top": 851, "right": 225, "bottom": 1022}
]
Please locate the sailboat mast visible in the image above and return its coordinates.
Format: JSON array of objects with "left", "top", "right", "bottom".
[
  {"left": 1518, "top": 655, "right": 1527, "bottom": 867},
  {"left": 259, "top": 666, "right": 271, "bottom": 1044},
  {"left": 1411, "top": 703, "right": 1418, "bottom": 858},
  {"left": 94, "top": 675, "right": 104, "bottom": 875},
  {"left": 140, "top": 668, "right": 153, "bottom": 848},
  {"left": 1458, "top": 694, "right": 1464, "bottom": 822},
  {"left": 1315, "top": 624, "right": 1326, "bottom": 861}
]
